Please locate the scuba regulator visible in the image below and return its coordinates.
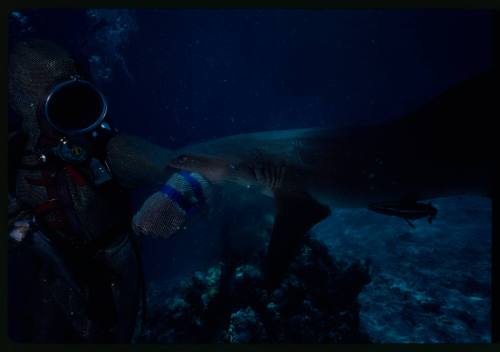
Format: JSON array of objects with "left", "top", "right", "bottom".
[{"left": 39, "top": 76, "right": 115, "bottom": 186}]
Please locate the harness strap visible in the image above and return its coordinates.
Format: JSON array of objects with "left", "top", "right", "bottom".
[
  {"left": 63, "top": 165, "right": 88, "bottom": 187},
  {"left": 24, "top": 175, "right": 57, "bottom": 186},
  {"left": 34, "top": 198, "right": 60, "bottom": 215}
]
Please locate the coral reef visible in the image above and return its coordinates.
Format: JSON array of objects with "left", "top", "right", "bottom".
[
  {"left": 139, "top": 235, "right": 371, "bottom": 343},
  {"left": 315, "top": 196, "right": 491, "bottom": 343}
]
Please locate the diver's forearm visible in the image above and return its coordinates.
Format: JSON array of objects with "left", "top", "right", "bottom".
[{"left": 106, "top": 134, "right": 175, "bottom": 188}]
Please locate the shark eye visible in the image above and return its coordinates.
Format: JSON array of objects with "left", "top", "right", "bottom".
[{"left": 176, "top": 155, "right": 189, "bottom": 164}]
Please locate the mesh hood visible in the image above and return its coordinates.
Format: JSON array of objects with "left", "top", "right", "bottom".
[{"left": 8, "top": 39, "right": 79, "bottom": 149}]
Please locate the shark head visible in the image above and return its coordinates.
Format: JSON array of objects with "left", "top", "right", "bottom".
[
  {"left": 169, "top": 151, "right": 292, "bottom": 195},
  {"left": 169, "top": 154, "right": 204, "bottom": 171},
  {"left": 169, "top": 153, "right": 232, "bottom": 183}
]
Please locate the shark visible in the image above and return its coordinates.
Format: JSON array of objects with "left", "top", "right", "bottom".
[{"left": 168, "top": 72, "right": 496, "bottom": 286}]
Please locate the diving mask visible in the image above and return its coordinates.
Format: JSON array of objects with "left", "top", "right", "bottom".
[{"left": 44, "top": 76, "right": 108, "bottom": 135}]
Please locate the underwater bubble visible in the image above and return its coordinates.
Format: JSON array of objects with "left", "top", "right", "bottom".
[{"left": 85, "top": 9, "right": 138, "bottom": 83}]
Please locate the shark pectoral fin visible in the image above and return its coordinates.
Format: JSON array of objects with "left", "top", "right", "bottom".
[
  {"left": 405, "top": 218, "right": 416, "bottom": 228},
  {"left": 265, "top": 190, "right": 331, "bottom": 288}
]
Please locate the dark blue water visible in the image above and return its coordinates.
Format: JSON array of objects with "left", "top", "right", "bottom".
[
  {"left": 8, "top": 9, "right": 494, "bottom": 343},
  {"left": 11, "top": 9, "right": 493, "bottom": 146}
]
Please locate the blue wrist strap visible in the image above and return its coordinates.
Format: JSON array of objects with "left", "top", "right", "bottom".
[
  {"left": 178, "top": 171, "right": 205, "bottom": 207},
  {"left": 159, "top": 172, "right": 205, "bottom": 216}
]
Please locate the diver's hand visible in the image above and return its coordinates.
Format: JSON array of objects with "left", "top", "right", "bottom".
[{"left": 9, "top": 215, "right": 35, "bottom": 242}]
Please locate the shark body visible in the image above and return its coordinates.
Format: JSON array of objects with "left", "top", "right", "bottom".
[{"left": 169, "top": 72, "right": 496, "bottom": 285}]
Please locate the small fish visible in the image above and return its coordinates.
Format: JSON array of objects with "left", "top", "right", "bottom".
[{"left": 368, "top": 200, "right": 438, "bottom": 228}]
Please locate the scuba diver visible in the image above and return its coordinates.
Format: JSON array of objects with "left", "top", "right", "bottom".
[{"left": 7, "top": 39, "right": 212, "bottom": 343}]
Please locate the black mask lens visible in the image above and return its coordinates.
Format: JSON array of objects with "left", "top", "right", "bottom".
[{"left": 45, "top": 80, "right": 107, "bottom": 135}]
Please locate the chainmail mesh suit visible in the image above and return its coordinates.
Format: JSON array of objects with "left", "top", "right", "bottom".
[{"left": 8, "top": 39, "right": 174, "bottom": 343}]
